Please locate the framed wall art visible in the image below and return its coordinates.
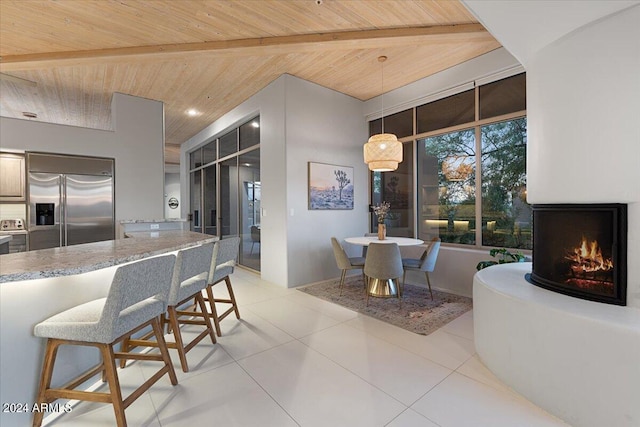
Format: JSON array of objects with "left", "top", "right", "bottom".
[{"left": 308, "top": 162, "right": 354, "bottom": 210}]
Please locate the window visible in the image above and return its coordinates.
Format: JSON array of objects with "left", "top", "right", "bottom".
[
  {"left": 370, "top": 72, "right": 528, "bottom": 249},
  {"left": 418, "top": 129, "right": 476, "bottom": 244},
  {"left": 203, "top": 140, "right": 217, "bottom": 164},
  {"left": 371, "top": 142, "right": 414, "bottom": 236},
  {"left": 239, "top": 116, "right": 260, "bottom": 150},
  {"left": 219, "top": 129, "right": 237, "bottom": 159},
  {"left": 417, "top": 89, "right": 475, "bottom": 133},
  {"left": 369, "top": 108, "right": 413, "bottom": 139},
  {"left": 479, "top": 74, "right": 526, "bottom": 119},
  {"left": 481, "top": 118, "right": 530, "bottom": 249}
]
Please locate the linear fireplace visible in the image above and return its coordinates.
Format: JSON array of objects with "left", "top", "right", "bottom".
[{"left": 529, "top": 204, "right": 627, "bottom": 305}]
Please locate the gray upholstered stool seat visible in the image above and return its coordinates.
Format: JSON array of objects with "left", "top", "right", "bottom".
[
  {"left": 202, "top": 237, "right": 241, "bottom": 337},
  {"left": 32, "top": 254, "right": 178, "bottom": 427},
  {"left": 34, "top": 297, "right": 161, "bottom": 343},
  {"left": 121, "top": 243, "right": 216, "bottom": 373},
  {"left": 331, "top": 237, "right": 366, "bottom": 295}
]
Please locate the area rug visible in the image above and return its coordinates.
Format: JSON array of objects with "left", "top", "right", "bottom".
[{"left": 298, "top": 276, "right": 472, "bottom": 336}]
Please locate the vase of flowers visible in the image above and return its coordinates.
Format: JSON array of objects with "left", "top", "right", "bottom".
[{"left": 373, "top": 201, "right": 390, "bottom": 240}]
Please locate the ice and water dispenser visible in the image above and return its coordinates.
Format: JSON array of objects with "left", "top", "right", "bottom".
[{"left": 35, "top": 203, "right": 55, "bottom": 226}]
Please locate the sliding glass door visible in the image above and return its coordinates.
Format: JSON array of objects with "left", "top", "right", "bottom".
[
  {"left": 189, "top": 116, "right": 261, "bottom": 271},
  {"left": 238, "top": 150, "right": 261, "bottom": 271},
  {"left": 219, "top": 156, "right": 239, "bottom": 239}
]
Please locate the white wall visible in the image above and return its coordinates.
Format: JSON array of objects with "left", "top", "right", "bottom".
[
  {"left": 0, "top": 93, "right": 165, "bottom": 221},
  {"left": 527, "top": 6, "right": 640, "bottom": 308},
  {"left": 164, "top": 171, "right": 181, "bottom": 219},
  {"left": 283, "top": 76, "right": 368, "bottom": 286}
]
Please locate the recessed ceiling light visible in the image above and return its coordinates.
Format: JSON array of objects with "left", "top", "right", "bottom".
[
  {"left": 251, "top": 121, "right": 259, "bottom": 128},
  {"left": 186, "top": 109, "right": 199, "bottom": 117}
]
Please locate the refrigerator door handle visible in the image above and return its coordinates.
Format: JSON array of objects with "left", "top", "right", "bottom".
[{"left": 61, "top": 176, "right": 66, "bottom": 247}]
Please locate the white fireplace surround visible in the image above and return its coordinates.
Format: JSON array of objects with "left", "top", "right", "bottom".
[{"left": 474, "top": 263, "right": 640, "bottom": 427}]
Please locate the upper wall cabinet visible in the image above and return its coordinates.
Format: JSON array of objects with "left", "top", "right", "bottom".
[{"left": 0, "top": 152, "right": 26, "bottom": 202}]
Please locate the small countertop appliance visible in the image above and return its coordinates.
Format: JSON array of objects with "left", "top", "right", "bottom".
[{"left": 0, "top": 219, "right": 26, "bottom": 232}]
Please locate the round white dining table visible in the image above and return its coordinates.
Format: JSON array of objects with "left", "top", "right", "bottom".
[{"left": 344, "top": 236, "right": 423, "bottom": 246}]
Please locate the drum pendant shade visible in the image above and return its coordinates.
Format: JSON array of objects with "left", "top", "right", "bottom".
[{"left": 363, "top": 133, "right": 403, "bottom": 172}]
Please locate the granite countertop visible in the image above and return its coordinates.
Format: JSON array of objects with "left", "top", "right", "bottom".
[
  {"left": 0, "top": 230, "right": 217, "bottom": 284},
  {"left": 119, "top": 218, "right": 188, "bottom": 224}
]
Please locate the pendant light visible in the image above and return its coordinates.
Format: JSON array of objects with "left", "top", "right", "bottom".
[{"left": 364, "top": 56, "right": 403, "bottom": 172}]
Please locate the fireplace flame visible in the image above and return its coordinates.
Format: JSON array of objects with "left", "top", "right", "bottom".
[{"left": 565, "top": 236, "right": 613, "bottom": 273}]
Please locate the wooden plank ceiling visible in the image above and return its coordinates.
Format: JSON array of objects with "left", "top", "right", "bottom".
[{"left": 0, "top": 0, "right": 500, "bottom": 164}]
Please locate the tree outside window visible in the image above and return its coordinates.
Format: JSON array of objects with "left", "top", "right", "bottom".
[
  {"left": 419, "top": 129, "right": 476, "bottom": 245},
  {"left": 481, "top": 118, "right": 531, "bottom": 249}
]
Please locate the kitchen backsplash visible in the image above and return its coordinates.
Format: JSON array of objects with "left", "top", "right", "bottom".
[{"left": 0, "top": 204, "right": 27, "bottom": 221}]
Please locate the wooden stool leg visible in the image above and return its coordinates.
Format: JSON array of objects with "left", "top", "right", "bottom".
[
  {"left": 32, "top": 339, "right": 60, "bottom": 427},
  {"left": 206, "top": 285, "right": 222, "bottom": 337},
  {"left": 99, "top": 343, "right": 127, "bottom": 427},
  {"left": 151, "top": 317, "right": 178, "bottom": 385},
  {"left": 195, "top": 293, "right": 217, "bottom": 344},
  {"left": 167, "top": 306, "right": 189, "bottom": 373},
  {"left": 225, "top": 277, "right": 240, "bottom": 319},
  {"left": 119, "top": 335, "right": 130, "bottom": 369}
]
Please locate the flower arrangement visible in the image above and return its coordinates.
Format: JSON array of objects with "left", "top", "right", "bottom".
[{"left": 372, "top": 201, "right": 391, "bottom": 224}]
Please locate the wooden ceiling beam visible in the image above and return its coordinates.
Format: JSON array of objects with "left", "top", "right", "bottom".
[{"left": 0, "top": 24, "right": 489, "bottom": 71}]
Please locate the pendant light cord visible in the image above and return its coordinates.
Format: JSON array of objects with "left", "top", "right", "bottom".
[{"left": 379, "top": 56, "right": 386, "bottom": 134}]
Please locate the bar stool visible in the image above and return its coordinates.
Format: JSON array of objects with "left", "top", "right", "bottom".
[
  {"left": 203, "top": 237, "right": 241, "bottom": 337},
  {"left": 121, "top": 243, "right": 216, "bottom": 373},
  {"left": 32, "top": 254, "right": 178, "bottom": 427}
]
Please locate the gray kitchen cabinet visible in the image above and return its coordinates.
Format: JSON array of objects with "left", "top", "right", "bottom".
[{"left": 0, "top": 152, "right": 26, "bottom": 202}]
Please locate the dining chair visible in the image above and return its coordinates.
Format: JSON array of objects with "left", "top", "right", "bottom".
[
  {"left": 361, "top": 232, "right": 377, "bottom": 257},
  {"left": 364, "top": 242, "right": 403, "bottom": 306},
  {"left": 32, "top": 254, "right": 178, "bottom": 427},
  {"left": 331, "top": 237, "right": 365, "bottom": 295},
  {"left": 402, "top": 237, "right": 441, "bottom": 300}
]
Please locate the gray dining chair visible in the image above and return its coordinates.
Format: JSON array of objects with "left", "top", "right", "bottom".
[
  {"left": 402, "top": 237, "right": 441, "bottom": 300},
  {"left": 32, "top": 254, "right": 178, "bottom": 427},
  {"left": 364, "top": 242, "right": 403, "bottom": 306},
  {"left": 361, "top": 232, "right": 377, "bottom": 257},
  {"left": 331, "top": 237, "right": 365, "bottom": 295}
]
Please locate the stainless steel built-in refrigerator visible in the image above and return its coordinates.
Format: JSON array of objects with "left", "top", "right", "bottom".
[{"left": 27, "top": 153, "right": 115, "bottom": 250}]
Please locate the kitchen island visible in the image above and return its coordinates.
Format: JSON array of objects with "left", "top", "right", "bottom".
[{"left": 0, "top": 231, "right": 216, "bottom": 427}]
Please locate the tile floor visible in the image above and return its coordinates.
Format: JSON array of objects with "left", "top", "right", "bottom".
[{"left": 44, "top": 269, "right": 569, "bottom": 427}]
